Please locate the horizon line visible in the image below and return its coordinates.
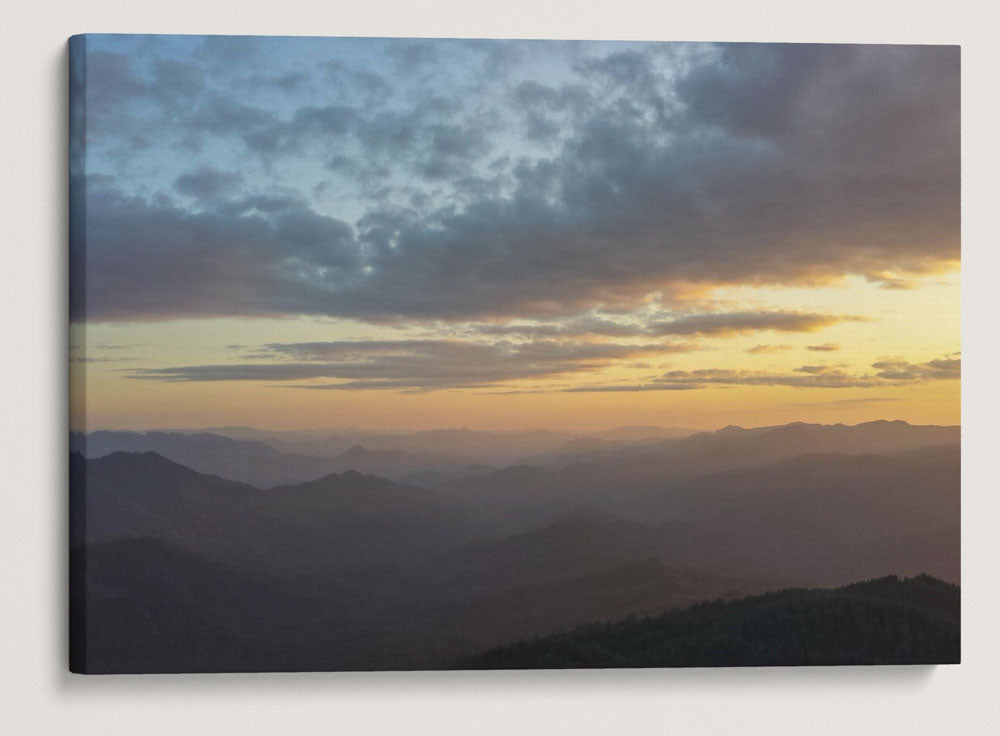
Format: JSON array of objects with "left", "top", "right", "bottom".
[{"left": 70, "top": 417, "right": 961, "bottom": 436}]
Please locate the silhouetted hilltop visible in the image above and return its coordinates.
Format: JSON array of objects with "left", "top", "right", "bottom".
[{"left": 459, "top": 574, "right": 960, "bottom": 669}]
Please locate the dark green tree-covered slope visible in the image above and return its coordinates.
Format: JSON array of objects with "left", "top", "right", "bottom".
[{"left": 459, "top": 575, "right": 959, "bottom": 669}]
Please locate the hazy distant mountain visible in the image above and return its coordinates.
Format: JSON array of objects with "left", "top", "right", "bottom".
[
  {"left": 398, "top": 463, "right": 499, "bottom": 488},
  {"left": 433, "top": 450, "right": 959, "bottom": 589},
  {"left": 202, "top": 426, "right": 581, "bottom": 463},
  {"left": 69, "top": 418, "right": 961, "bottom": 672},
  {"left": 439, "top": 442, "right": 960, "bottom": 588},
  {"left": 323, "top": 444, "right": 464, "bottom": 481},
  {"left": 438, "top": 516, "right": 763, "bottom": 590},
  {"left": 636, "top": 419, "right": 959, "bottom": 476},
  {"left": 71, "top": 451, "right": 467, "bottom": 581},
  {"left": 520, "top": 436, "right": 671, "bottom": 470},
  {"left": 72, "top": 430, "right": 336, "bottom": 487},
  {"left": 439, "top": 420, "right": 959, "bottom": 522},
  {"left": 190, "top": 426, "right": 358, "bottom": 456},
  {"left": 586, "top": 425, "right": 693, "bottom": 442},
  {"left": 414, "top": 516, "right": 792, "bottom": 652},
  {"left": 460, "top": 574, "right": 960, "bottom": 669},
  {"left": 79, "top": 420, "right": 936, "bottom": 488},
  {"left": 71, "top": 450, "right": 262, "bottom": 550},
  {"left": 201, "top": 425, "right": 694, "bottom": 465},
  {"left": 202, "top": 420, "right": 948, "bottom": 473},
  {"left": 72, "top": 430, "right": 483, "bottom": 485},
  {"left": 667, "top": 447, "right": 961, "bottom": 585},
  {"left": 518, "top": 418, "right": 947, "bottom": 471}
]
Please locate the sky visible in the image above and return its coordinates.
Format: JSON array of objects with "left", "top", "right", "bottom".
[{"left": 69, "top": 36, "right": 960, "bottom": 431}]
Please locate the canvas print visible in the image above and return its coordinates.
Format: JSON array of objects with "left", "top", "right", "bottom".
[{"left": 68, "top": 35, "right": 960, "bottom": 673}]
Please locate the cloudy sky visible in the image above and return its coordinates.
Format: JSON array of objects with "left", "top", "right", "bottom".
[{"left": 69, "top": 35, "right": 960, "bottom": 431}]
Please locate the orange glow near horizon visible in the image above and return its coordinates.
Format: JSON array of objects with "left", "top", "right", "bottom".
[{"left": 71, "top": 271, "right": 961, "bottom": 433}]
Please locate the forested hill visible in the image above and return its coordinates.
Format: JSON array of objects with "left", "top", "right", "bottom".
[{"left": 459, "top": 575, "right": 960, "bottom": 669}]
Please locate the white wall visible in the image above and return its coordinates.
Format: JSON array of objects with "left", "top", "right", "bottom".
[{"left": 3, "top": 2, "right": 998, "bottom": 734}]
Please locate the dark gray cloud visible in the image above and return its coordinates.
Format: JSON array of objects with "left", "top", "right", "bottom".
[
  {"left": 243, "top": 72, "right": 310, "bottom": 93},
  {"left": 82, "top": 50, "right": 208, "bottom": 149},
  {"left": 794, "top": 365, "right": 833, "bottom": 374},
  {"left": 458, "top": 311, "right": 853, "bottom": 341},
  {"left": 871, "top": 357, "right": 961, "bottom": 381},
  {"left": 746, "top": 344, "right": 793, "bottom": 354},
  {"left": 567, "top": 368, "right": 884, "bottom": 392},
  {"left": 240, "top": 105, "right": 360, "bottom": 157},
  {"left": 127, "top": 338, "right": 692, "bottom": 390},
  {"left": 789, "top": 397, "right": 904, "bottom": 408},
  {"left": 649, "top": 312, "right": 857, "bottom": 336},
  {"left": 126, "top": 338, "right": 959, "bottom": 394},
  {"left": 76, "top": 41, "right": 959, "bottom": 325},
  {"left": 321, "top": 61, "right": 391, "bottom": 103},
  {"left": 194, "top": 35, "right": 267, "bottom": 68},
  {"left": 174, "top": 167, "right": 244, "bottom": 201},
  {"left": 187, "top": 95, "right": 277, "bottom": 141},
  {"left": 462, "top": 318, "right": 638, "bottom": 339},
  {"left": 565, "top": 355, "right": 960, "bottom": 392},
  {"left": 70, "top": 356, "right": 139, "bottom": 364},
  {"left": 71, "top": 177, "right": 359, "bottom": 321},
  {"left": 749, "top": 342, "right": 840, "bottom": 355}
]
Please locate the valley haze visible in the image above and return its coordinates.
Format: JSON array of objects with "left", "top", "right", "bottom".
[{"left": 71, "top": 419, "right": 960, "bottom": 671}]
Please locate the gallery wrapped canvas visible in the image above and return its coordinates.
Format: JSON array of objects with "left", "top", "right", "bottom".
[{"left": 68, "top": 35, "right": 960, "bottom": 673}]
